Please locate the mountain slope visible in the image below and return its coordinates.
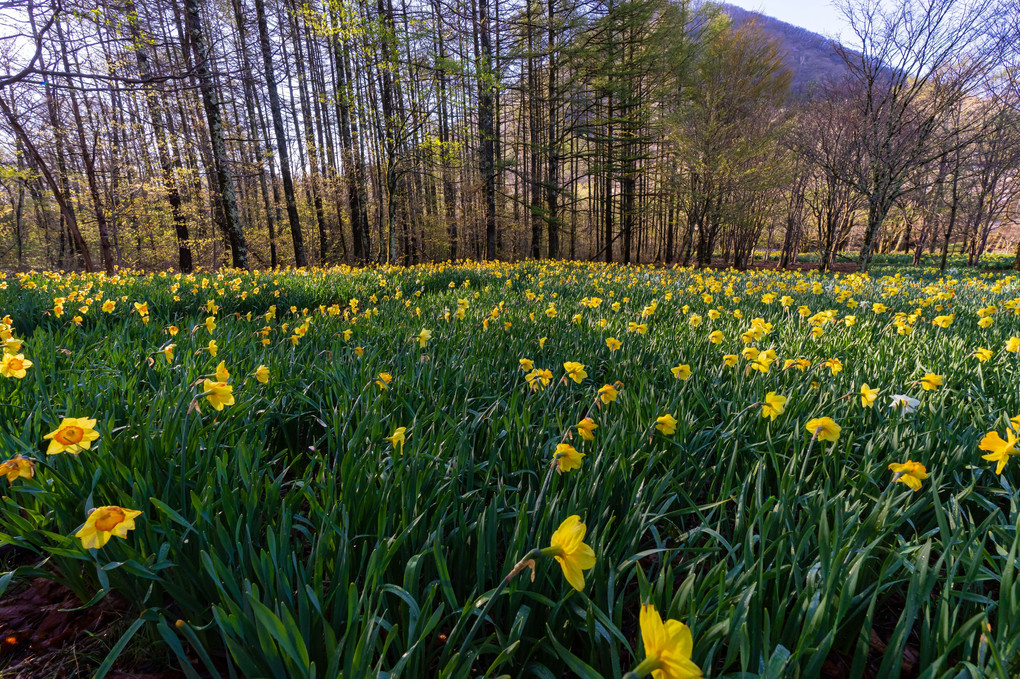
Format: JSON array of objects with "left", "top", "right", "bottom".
[{"left": 718, "top": 3, "right": 849, "bottom": 94}]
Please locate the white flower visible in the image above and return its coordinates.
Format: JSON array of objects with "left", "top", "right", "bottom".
[{"left": 889, "top": 394, "right": 920, "bottom": 414}]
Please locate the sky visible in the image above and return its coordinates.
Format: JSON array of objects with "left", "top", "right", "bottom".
[{"left": 722, "top": 0, "right": 851, "bottom": 41}]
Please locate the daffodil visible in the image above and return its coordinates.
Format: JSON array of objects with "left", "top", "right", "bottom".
[
  {"left": 805, "top": 417, "right": 841, "bottom": 442},
  {"left": 542, "top": 515, "right": 596, "bottom": 591},
  {"left": 519, "top": 358, "right": 535, "bottom": 371},
  {"left": 655, "top": 414, "right": 678, "bottom": 435},
  {"left": 671, "top": 364, "right": 692, "bottom": 381},
  {"left": 0, "top": 455, "right": 34, "bottom": 483},
  {"left": 722, "top": 354, "right": 738, "bottom": 367},
  {"left": 860, "top": 383, "right": 879, "bottom": 407},
  {"left": 102, "top": 300, "right": 116, "bottom": 313},
  {"left": 979, "top": 428, "right": 1018, "bottom": 475},
  {"left": 822, "top": 358, "right": 843, "bottom": 375},
  {"left": 75, "top": 506, "right": 142, "bottom": 550},
  {"left": 202, "top": 379, "right": 235, "bottom": 411},
  {"left": 598, "top": 383, "right": 618, "bottom": 404},
  {"left": 387, "top": 426, "right": 407, "bottom": 454},
  {"left": 708, "top": 330, "right": 724, "bottom": 344},
  {"left": 972, "top": 348, "right": 993, "bottom": 362},
  {"left": 207, "top": 339, "right": 218, "bottom": 357},
  {"left": 215, "top": 361, "right": 230, "bottom": 383},
  {"left": 526, "top": 367, "right": 553, "bottom": 391},
  {"left": 161, "top": 344, "right": 175, "bottom": 363},
  {"left": 919, "top": 373, "right": 943, "bottom": 391},
  {"left": 606, "top": 337, "right": 621, "bottom": 352},
  {"left": 888, "top": 460, "right": 928, "bottom": 491},
  {"left": 563, "top": 361, "right": 588, "bottom": 384},
  {"left": 255, "top": 365, "right": 270, "bottom": 384},
  {"left": 205, "top": 316, "right": 217, "bottom": 334},
  {"left": 416, "top": 328, "right": 432, "bottom": 347},
  {"left": 1006, "top": 337, "right": 1020, "bottom": 353},
  {"left": 554, "top": 443, "right": 585, "bottom": 473},
  {"left": 761, "top": 392, "right": 786, "bottom": 421},
  {"left": 376, "top": 372, "right": 393, "bottom": 390},
  {"left": 630, "top": 604, "right": 703, "bottom": 679},
  {"left": 889, "top": 394, "right": 920, "bottom": 413},
  {"left": 0, "top": 352, "right": 32, "bottom": 378},
  {"left": 576, "top": 417, "right": 597, "bottom": 441},
  {"left": 44, "top": 417, "right": 100, "bottom": 455}
]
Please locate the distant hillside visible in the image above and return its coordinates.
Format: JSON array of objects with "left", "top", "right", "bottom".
[{"left": 719, "top": 3, "right": 849, "bottom": 95}]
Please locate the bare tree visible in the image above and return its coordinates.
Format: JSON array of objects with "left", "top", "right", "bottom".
[{"left": 833, "top": 0, "right": 1009, "bottom": 271}]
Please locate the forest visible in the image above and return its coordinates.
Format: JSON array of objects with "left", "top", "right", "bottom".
[{"left": 1, "top": 0, "right": 1019, "bottom": 273}]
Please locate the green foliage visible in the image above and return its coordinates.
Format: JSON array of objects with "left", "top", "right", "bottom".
[{"left": 0, "top": 261, "right": 1018, "bottom": 678}]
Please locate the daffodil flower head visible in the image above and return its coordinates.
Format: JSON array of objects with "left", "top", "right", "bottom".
[
  {"left": 75, "top": 505, "right": 142, "bottom": 550},
  {"left": 889, "top": 394, "right": 920, "bottom": 414},
  {"left": 44, "top": 417, "right": 100, "bottom": 455},
  {"left": 542, "top": 515, "right": 596, "bottom": 591},
  {"left": 888, "top": 460, "right": 928, "bottom": 491},
  {"left": 554, "top": 443, "right": 585, "bottom": 473},
  {"left": 979, "top": 428, "right": 1018, "bottom": 475},
  {"left": 805, "top": 417, "right": 841, "bottom": 442},
  {"left": 761, "top": 392, "right": 786, "bottom": 421},
  {"left": 202, "top": 379, "right": 235, "bottom": 411},
  {"left": 635, "top": 604, "right": 703, "bottom": 679},
  {"left": 655, "top": 413, "right": 678, "bottom": 435}
]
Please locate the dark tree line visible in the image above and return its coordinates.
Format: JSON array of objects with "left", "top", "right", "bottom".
[{"left": 1, "top": 0, "right": 1018, "bottom": 272}]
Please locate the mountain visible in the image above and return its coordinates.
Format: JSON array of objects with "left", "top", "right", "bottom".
[{"left": 718, "top": 3, "right": 850, "bottom": 95}]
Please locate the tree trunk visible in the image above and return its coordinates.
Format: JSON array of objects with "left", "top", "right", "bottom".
[
  {"left": 255, "top": 0, "right": 306, "bottom": 267},
  {"left": 185, "top": 0, "right": 248, "bottom": 268}
]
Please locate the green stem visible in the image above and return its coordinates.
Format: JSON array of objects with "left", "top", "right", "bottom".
[{"left": 455, "top": 547, "right": 543, "bottom": 663}]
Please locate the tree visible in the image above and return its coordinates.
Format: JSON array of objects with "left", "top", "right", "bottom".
[{"left": 834, "top": 0, "right": 1009, "bottom": 271}]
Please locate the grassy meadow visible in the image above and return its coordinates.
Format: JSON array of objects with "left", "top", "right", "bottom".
[{"left": 1, "top": 261, "right": 1019, "bottom": 678}]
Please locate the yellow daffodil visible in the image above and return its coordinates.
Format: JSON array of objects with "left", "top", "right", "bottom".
[
  {"left": 708, "top": 330, "right": 723, "bottom": 344},
  {"left": 0, "top": 455, "right": 35, "bottom": 483},
  {"left": 387, "top": 426, "right": 406, "bottom": 454},
  {"left": 563, "top": 361, "right": 588, "bottom": 384},
  {"left": 44, "top": 417, "right": 100, "bottom": 455},
  {"left": 722, "top": 354, "right": 738, "bottom": 367},
  {"left": 207, "top": 339, "right": 218, "bottom": 357},
  {"left": 606, "top": 337, "right": 621, "bottom": 352},
  {"left": 655, "top": 414, "right": 678, "bottom": 435},
  {"left": 254, "top": 365, "right": 270, "bottom": 383},
  {"left": 1, "top": 352, "right": 32, "bottom": 379},
  {"left": 215, "top": 361, "right": 230, "bottom": 382},
  {"left": 888, "top": 460, "right": 928, "bottom": 491},
  {"left": 671, "top": 364, "right": 692, "bottom": 381},
  {"left": 101, "top": 300, "right": 116, "bottom": 313},
  {"left": 919, "top": 373, "right": 943, "bottom": 391},
  {"left": 598, "top": 383, "right": 618, "bottom": 404},
  {"left": 554, "top": 443, "right": 585, "bottom": 473},
  {"left": 205, "top": 316, "right": 217, "bottom": 334},
  {"left": 202, "top": 379, "right": 235, "bottom": 411},
  {"left": 161, "top": 344, "right": 175, "bottom": 363},
  {"left": 542, "top": 515, "right": 596, "bottom": 591},
  {"left": 576, "top": 417, "right": 597, "bottom": 441},
  {"left": 376, "top": 372, "right": 393, "bottom": 390},
  {"left": 415, "top": 328, "right": 432, "bottom": 347},
  {"left": 860, "top": 383, "right": 878, "bottom": 407},
  {"left": 979, "top": 428, "right": 1018, "bottom": 474},
  {"left": 526, "top": 368, "right": 554, "bottom": 391},
  {"left": 631, "top": 603, "right": 703, "bottom": 679},
  {"left": 805, "top": 417, "right": 841, "bottom": 442},
  {"left": 519, "top": 358, "right": 534, "bottom": 371},
  {"left": 761, "top": 392, "right": 786, "bottom": 421},
  {"left": 75, "top": 506, "right": 142, "bottom": 550},
  {"left": 972, "top": 348, "right": 993, "bottom": 362}
]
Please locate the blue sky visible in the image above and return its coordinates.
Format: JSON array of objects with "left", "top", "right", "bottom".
[{"left": 722, "top": 0, "right": 851, "bottom": 40}]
